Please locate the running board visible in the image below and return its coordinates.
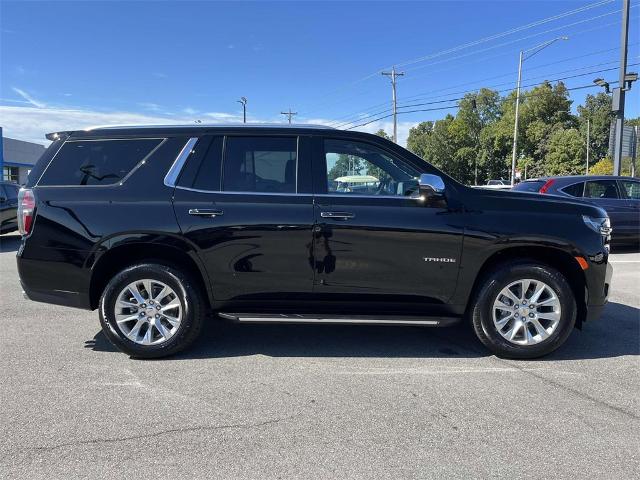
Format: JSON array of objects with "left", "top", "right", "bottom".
[{"left": 218, "top": 313, "right": 460, "bottom": 327}]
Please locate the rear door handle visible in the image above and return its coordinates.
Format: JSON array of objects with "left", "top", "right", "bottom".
[
  {"left": 320, "top": 211, "right": 355, "bottom": 220},
  {"left": 188, "top": 208, "right": 224, "bottom": 218}
]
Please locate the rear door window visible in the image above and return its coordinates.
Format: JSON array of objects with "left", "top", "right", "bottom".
[
  {"left": 584, "top": 180, "right": 619, "bottom": 199},
  {"left": 560, "top": 182, "right": 584, "bottom": 197},
  {"left": 619, "top": 180, "right": 640, "bottom": 199},
  {"left": 222, "top": 137, "right": 297, "bottom": 193},
  {"left": 39, "top": 138, "right": 162, "bottom": 186}
]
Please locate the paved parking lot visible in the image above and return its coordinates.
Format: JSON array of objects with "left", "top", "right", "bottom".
[{"left": 0, "top": 232, "right": 638, "bottom": 479}]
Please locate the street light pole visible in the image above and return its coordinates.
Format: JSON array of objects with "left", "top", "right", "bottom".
[
  {"left": 510, "top": 36, "right": 568, "bottom": 185},
  {"left": 612, "top": 0, "right": 630, "bottom": 176},
  {"left": 586, "top": 117, "right": 591, "bottom": 175},
  {"left": 237, "top": 97, "right": 247, "bottom": 123}
]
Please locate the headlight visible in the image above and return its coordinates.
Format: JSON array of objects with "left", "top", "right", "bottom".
[{"left": 582, "top": 215, "right": 612, "bottom": 236}]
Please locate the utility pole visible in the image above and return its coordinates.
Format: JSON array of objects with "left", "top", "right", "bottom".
[
  {"left": 281, "top": 108, "right": 297, "bottom": 124},
  {"left": 510, "top": 36, "right": 568, "bottom": 185},
  {"left": 586, "top": 117, "right": 591, "bottom": 175},
  {"left": 511, "top": 50, "right": 524, "bottom": 185},
  {"left": 612, "top": 0, "right": 630, "bottom": 176},
  {"left": 382, "top": 66, "right": 405, "bottom": 144},
  {"left": 237, "top": 97, "right": 247, "bottom": 123}
]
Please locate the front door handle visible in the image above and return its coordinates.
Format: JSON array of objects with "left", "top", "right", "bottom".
[
  {"left": 188, "top": 208, "right": 224, "bottom": 218},
  {"left": 320, "top": 211, "right": 355, "bottom": 220}
]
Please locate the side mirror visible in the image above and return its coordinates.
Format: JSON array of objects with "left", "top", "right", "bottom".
[{"left": 419, "top": 173, "right": 445, "bottom": 197}]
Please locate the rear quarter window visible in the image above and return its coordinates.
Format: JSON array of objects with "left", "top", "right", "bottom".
[
  {"left": 38, "top": 138, "right": 162, "bottom": 186},
  {"left": 513, "top": 181, "right": 545, "bottom": 192},
  {"left": 560, "top": 182, "right": 584, "bottom": 197}
]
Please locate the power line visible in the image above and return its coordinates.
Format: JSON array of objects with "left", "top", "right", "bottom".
[
  {"left": 331, "top": 56, "right": 632, "bottom": 128},
  {"left": 298, "top": 0, "right": 616, "bottom": 116},
  {"left": 327, "top": 26, "right": 639, "bottom": 128},
  {"left": 342, "top": 61, "right": 639, "bottom": 131},
  {"left": 344, "top": 81, "right": 619, "bottom": 131},
  {"left": 394, "top": 0, "right": 615, "bottom": 69}
]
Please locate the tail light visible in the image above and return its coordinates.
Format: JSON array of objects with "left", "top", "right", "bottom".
[
  {"left": 539, "top": 179, "right": 555, "bottom": 194},
  {"left": 17, "top": 188, "right": 36, "bottom": 235}
]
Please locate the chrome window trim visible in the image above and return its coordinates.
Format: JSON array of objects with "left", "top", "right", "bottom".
[
  {"left": 174, "top": 185, "right": 312, "bottom": 197},
  {"left": 36, "top": 138, "right": 167, "bottom": 188},
  {"left": 171, "top": 187, "right": 417, "bottom": 200},
  {"left": 84, "top": 123, "right": 335, "bottom": 131},
  {"left": 163, "top": 137, "right": 199, "bottom": 188},
  {"left": 315, "top": 193, "right": 420, "bottom": 200}
]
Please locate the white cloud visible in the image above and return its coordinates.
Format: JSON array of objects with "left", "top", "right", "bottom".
[
  {"left": 11, "top": 87, "right": 46, "bottom": 108},
  {"left": 152, "top": 72, "right": 168, "bottom": 78},
  {"left": 0, "top": 105, "right": 195, "bottom": 145},
  {"left": 137, "top": 102, "right": 162, "bottom": 112},
  {"left": 182, "top": 107, "right": 198, "bottom": 115},
  {"left": 0, "top": 104, "right": 418, "bottom": 148}
]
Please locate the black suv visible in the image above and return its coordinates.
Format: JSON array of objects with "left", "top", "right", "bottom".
[{"left": 17, "top": 125, "right": 613, "bottom": 359}]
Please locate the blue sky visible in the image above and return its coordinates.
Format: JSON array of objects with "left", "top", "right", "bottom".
[{"left": 1, "top": 0, "right": 638, "bottom": 145}]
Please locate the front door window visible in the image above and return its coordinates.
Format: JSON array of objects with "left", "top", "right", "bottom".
[{"left": 323, "top": 139, "right": 419, "bottom": 197}]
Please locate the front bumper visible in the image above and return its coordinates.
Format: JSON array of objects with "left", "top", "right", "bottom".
[{"left": 584, "top": 260, "right": 613, "bottom": 323}]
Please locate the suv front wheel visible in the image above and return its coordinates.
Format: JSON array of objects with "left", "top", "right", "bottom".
[
  {"left": 99, "top": 263, "right": 205, "bottom": 358},
  {"left": 471, "top": 261, "right": 577, "bottom": 359}
]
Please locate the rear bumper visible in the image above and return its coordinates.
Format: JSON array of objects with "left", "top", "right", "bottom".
[
  {"left": 21, "top": 282, "right": 91, "bottom": 310},
  {"left": 17, "top": 250, "right": 93, "bottom": 310}
]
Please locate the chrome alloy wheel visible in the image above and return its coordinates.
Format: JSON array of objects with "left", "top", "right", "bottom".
[
  {"left": 492, "top": 279, "right": 561, "bottom": 346},
  {"left": 114, "top": 279, "right": 182, "bottom": 345}
]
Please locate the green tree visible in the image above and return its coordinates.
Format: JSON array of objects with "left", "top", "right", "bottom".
[
  {"left": 590, "top": 158, "right": 614, "bottom": 175},
  {"left": 577, "top": 93, "right": 613, "bottom": 166},
  {"left": 543, "top": 128, "right": 585, "bottom": 176},
  {"left": 328, "top": 154, "right": 364, "bottom": 180},
  {"left": 406, "top": 121, "right": 434, "bottom": 159},
  {"left": 375, "top": 129, "right": 391, "bottom": 140}
]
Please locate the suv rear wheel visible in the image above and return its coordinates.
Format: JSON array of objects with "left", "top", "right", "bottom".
[
  {"left": 99, "top": 263, "right": 205, "bottom": 358},
  {"left": 471, "top": 261, "right": 576, "bottom": 359}
]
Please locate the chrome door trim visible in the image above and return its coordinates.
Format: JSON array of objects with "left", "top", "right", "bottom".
[
  {"left": 163, "top": 137, "right": 199, "bottom": 188},
  {"left": 188, "top": 208, "right": 224, "bottom": 217},
  {"left": 320, "top": 211, "right": 356, "bottom": 220}
]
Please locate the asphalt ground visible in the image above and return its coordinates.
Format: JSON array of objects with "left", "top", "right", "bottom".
[{"left": 0, "top": 232, "right": 638, "bottom": 479}]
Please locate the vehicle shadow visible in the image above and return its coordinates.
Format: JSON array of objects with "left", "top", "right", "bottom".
[
  {"left": 0, "top": 234, "right": 21, "bottom": 253},
  {"left": 85, "top": 301, "right": 639, "bottom": 361}
]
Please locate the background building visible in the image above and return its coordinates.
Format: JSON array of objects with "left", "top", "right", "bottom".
[{"left": 1, "top": 127, "right": 46, "bottom": 185}]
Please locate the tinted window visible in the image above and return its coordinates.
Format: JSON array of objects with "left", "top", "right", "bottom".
[
  {"left": 561, "top": 182, "right": 584, "bottom": 197},
  {"left": 223, "top": 137, "right": 297, "bottom": 193},
  {"left": 3, "top": 184, "right": 18, "bottom": 200},
  {"left": 584, "top": 180, "right": 619, "bottom": 199},
  {"left": 324, "top": 139, "right": 419, "bottom": 196},
  {"left": 513, "top": 181, "right": 545, "bottom": 192},
  {"left": 39, "top": 138, "right": 162, "bottom": 186},
  {"left": 620, "top": 180, "right": 640, "bottom": 199},
  {"left": 176, "top": 136, "right": 223, "bottom": 191}
]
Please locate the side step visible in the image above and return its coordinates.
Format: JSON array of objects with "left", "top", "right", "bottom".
[{"left": 218, "top": 313, "right": 460, "bottom": 327}]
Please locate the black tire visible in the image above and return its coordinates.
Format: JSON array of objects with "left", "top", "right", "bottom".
[
  {"left": 99, "top": 263, "right": 206, "bottom": 359},
  {"left": 471, "top": 261, "right": 576, "bottom": 359}
]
